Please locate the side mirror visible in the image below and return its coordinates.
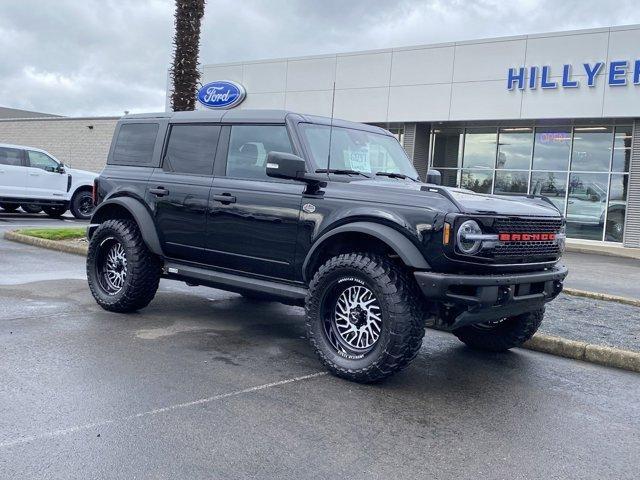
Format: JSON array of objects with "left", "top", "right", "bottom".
[
  {"left": 56, "top": 164, "right": 65, "bottom": 174},
  {"left": 426, "top": 169, "right": 441, "bottom": 185},
  {"left": 266, "top": 151, "right": 308, "bottom": 181}
]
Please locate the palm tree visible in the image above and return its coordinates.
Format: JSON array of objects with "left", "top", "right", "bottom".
[{"left": 170, "top": 0, "right": 206, "bottom": 111}]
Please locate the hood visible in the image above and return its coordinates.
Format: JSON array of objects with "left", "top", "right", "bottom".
[
  {"left": 67, "top": 166, "right": 98, "bottom": 180},
  {"left": 345, "top": 179, "right": 561, "bottom": 217}
]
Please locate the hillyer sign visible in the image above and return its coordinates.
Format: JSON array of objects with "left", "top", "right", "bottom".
[
  {"left": 197, "top": 80, "right": 246, "bottom": 109},
  {"left": 507, "top": 60, "right": 640, "bottom": 90}
]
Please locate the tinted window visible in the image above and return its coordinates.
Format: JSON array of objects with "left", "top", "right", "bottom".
[
  {"left": 566, "top": 173, "right": 609, "bottom": 240},
  {"left": 432, "top": 128, "right": 462, "bottom": 169},
  {"left": 612, "top": 126, "right": 632, "bottom": 172},
  {"left": 571, "top": 127, "right": 613, "bottom": 172},
  {"left": 530, "top": 171, "right": 567, "bottom": 212},
  {"left": 112, "top": 123, "right": 159, "bottom": 166},
  {"left": 494, "top": 170, "right": 528, "bottom": 195},
  {"left": 226, "top": 125, "right": 293, "bottom": 180},
  {"left": 27, "top": 151, "right": 58, "bottom": 171},
  {"left": 163, "top": 124, "right": 220, "bottom": 175},
  {"left": 532, "top": 127, "right": 571, "bottom": 171},
  {"left": 497, "top": 128, "right": 533, "bottom": 170},
  {"left": 462, "top": 128, "right": 497, "bottom": 169},
  {"left": 0, "top": 147, "right": 22, "bottom": 166},
  {"left": 461, "top": 169, "right": 493, "bottom": 193}
]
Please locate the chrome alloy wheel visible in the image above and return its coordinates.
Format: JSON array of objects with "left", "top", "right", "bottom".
[
  {"left": 98, "top": 238, "right": 128, "bottom": 294},
  {"left": 322, "top": 280, "right": 383, "bottom": 357}
]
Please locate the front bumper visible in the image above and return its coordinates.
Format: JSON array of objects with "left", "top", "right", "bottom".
[{"left": 414, "top": 264, "right": 568, "bottom": 328}]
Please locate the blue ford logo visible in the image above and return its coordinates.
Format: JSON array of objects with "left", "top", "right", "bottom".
[{"left": 197, "top": 81, "right": 246, "bottom": 109}]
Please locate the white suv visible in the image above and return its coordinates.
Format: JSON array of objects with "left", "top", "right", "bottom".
[{"left": 0, "top": 143, "right": 97, "bottom": 219}]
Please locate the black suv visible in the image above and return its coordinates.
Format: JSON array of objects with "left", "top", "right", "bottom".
[{"left": 87, "top": 109, "right": 568, "bottom": 382}]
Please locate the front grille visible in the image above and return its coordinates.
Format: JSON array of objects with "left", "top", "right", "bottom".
[
  {"left": 492, "top": 217, "right": 563, "bottom": 234},
  {"left": 477, "top": 217, "right": 563, "bottom": 263}
]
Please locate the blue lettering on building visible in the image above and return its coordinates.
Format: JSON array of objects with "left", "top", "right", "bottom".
[{"left": 507, "top": 60, "right": 638, "bottom": 90}]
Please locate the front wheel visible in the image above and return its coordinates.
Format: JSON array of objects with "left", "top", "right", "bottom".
[
  {"left": 0, "top": 203, "right": 19, "bottom": 213},
  {"left": 87, "top": 219, "right": 161, "bottom": 312},
  {"left": 306, "top": 253, "right": 425, "bottom": 383},
  {"left": 70, "top": 190, "right": 94, "bottom": 220},
  {"left": 452, "top": 309, "right": 544, "bottom": 352},
  {"left": 43, "top": 205, "right": 67, "bottom": 218}
]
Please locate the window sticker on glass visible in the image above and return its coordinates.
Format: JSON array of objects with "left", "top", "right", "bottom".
[{"left": 346, "top": 148, "right": 371, "bottom": 173}]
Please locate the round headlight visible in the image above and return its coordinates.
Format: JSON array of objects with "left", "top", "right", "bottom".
[{"left": 457, "top": 220, "right": 482, "bottom": 255}]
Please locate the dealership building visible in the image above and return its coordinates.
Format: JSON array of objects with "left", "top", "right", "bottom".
[{"left": 189, "top": 24, "right": 640, "bottom": 248}]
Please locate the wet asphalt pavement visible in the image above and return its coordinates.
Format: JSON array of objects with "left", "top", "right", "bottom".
[{"left": 1, "top": 214, "right": 640, "bottom": 479}]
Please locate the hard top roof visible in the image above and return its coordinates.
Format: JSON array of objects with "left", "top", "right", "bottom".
[{"left": 121, "top": 109, "right": 390, "bottom": 135}]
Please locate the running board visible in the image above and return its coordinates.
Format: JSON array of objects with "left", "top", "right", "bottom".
[{"left": 163, "top": 261, "right": 308, "bottom": 305}]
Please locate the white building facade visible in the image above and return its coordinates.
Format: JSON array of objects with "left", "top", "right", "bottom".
[{"left": 196, "top": 25, "right": 640, "bottom": 247}]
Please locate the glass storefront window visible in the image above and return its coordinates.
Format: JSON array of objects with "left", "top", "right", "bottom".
[
  {"left": 494, "top": 170, "right": 528, "bottom": 195},
  {"left": 497, "top": 128, "right": 533, "bottom": 170},
  {"left": 606, "top": 174, "right": 628, "bottom": 242},
  {"left": 532, "top": 127, "right": 571, "bottom": 171},
  {"left": 612, "top": 126, "right": 632, "bottom": 172},
  {"left": 461, "top": 169, "right": 493, "bottom": 193},
  {"left": 432, "top": 128, "right": 462, "bottom": 169},
  {"left": 530, "top": 171, "right": 567, "bottom": 212},
  {"left": 462, "top": 128, "right": 497, "bottom": 169},
  {"left": 571, "top": 127, "right": 613, "bottom": 172},
  {"left": 438, "top": 168, "right": 459, "bottom": 187},
  {"left": 566, "top": 173, "right": 609, "bottom": 240}
]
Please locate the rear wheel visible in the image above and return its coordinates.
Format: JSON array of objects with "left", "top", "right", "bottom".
[
  {"left": 21, "top": 204, "right": 42, "bottom": 214},
  {"left": 452, "top": 309, "right": 544, "bottom": 352},
  {"left": 87, "top": 219, "right": 161, "bottom": 312},
  {"left": 70, "top": 190, "right": 94, "bottom": 220},
  {"left": 0, "top": 203, "right": 18, "bottom": 213},
  {"left": 306, "top": 253, "right": 425, "bottom": 383},
  {"left": 43, "top": 205, "right": 67, "bottom": 218}
]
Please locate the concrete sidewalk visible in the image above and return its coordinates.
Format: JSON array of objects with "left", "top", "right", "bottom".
[{"left": 561, "top": 251, "right": 640, "bottom": 300}]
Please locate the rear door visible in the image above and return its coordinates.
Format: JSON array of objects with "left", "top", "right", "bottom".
[
  {"left": 25, "top": 150, "right": 68, "bottom": 199},
  {"left": 204, "top": 124, "right": 304, "bottom": 279},
  {"left": 0, "top": 146, "right": 27, "bottom": 198},
  {"left": 146, "top": 123, "right": 221, "bottom": 263}
]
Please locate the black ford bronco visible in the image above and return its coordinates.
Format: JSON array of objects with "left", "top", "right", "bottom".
[{"left": 87, "top": 109, "right": 568, "bottom": 382}]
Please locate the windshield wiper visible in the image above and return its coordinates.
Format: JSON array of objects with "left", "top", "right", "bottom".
[
  {"left": 316, "top": 169, "right": 371, "bottom": 178},
  {"left": 375, "top": 171, "right": 418, "bottom": 182}
]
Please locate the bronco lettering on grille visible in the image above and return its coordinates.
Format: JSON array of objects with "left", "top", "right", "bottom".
[{"left": 498, "top": 233, "right": 556, "bottom": 242}]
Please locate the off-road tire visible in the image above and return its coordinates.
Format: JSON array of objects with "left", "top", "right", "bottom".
[
  {"left": 453, "top": 309, "right": 544, "bottom": 352},
  {"left": 306, "top": 253, "right": 425, "bottom": 383},
  {"left": 87, "top": 219, "right": 161, "bottom": 313},
  {"left": 0, "top": 203, "right": 18, "bottom": 212},
  {"left": 43, "top": 205, "right": 67, "bottom": 218},
  {"left": 21, "top": 204, "right": 42, "bottom": 214}
]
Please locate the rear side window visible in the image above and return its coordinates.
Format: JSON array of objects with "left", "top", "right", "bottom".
[
  {"left": 163, "top": 124, "right": 220, "bottom": 175},
  {"left": 226, "top": 125, "right": 293, "bottom": 180},
  {"left": 0, "top": 147, "right": 23, "bottom": 166},
  {"left": 111, "top": 123, "right": 159, "bottom": 166}
]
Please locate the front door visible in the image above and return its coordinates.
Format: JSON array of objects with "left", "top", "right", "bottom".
[
  {"left": 0, "top": 146, "right": 27, "bottom": 198},
  {"left": 205, "top": 124, "right": 304, "bottom": 280},
  {"left": 146, "top": 123, "right": 221, "bottom": 263},
  {"left": 25, "top": 150, "right": 68, "bottom": 199}
]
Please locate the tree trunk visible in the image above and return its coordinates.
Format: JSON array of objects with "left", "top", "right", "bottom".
[{"left": 170, "top": 0, "right": 206, "bottom": 111}]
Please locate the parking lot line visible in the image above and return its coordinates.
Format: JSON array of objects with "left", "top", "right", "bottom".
[{"left": 0, "top": 371, "right": 327, "bottom": 449}]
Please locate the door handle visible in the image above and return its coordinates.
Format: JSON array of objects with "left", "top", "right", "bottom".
[
  {"left": 29, "top": 172, "right": 40, "bottom": 176},
  {"left": 150, "top": 187, "right": 169, "bottom": 197},
  {"left": 212, "top": 193, "right": 236, "bottom": 204}
]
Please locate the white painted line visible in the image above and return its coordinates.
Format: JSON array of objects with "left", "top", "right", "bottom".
[{"left": 0, "top": 371, "right": 327, "bottom": 449}]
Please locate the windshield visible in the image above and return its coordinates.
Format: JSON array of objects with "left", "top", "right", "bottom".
[{"left": 300, "top": 123, "right": 418, "bottom": 179}]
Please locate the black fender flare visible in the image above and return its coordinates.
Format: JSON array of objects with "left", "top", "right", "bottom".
[
  {"left": 89, "top": 197, "right": 163, "bottom": 256},
  {"left": 302, "top": 221, "right": 430, "bottom": 282}
]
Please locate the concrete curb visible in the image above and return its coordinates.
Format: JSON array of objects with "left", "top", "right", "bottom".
[
  {"left": 566, "top": 243, "right": 640, "bottom": 260},
  {"left": 563, "top": 287, "right": 640, "bottom": 307},
  {"left": 523, "top": 334, "right": 640, "bottom": 373},
  {"left": 4, "top": 230, "right": 88, "bottom": 256}
]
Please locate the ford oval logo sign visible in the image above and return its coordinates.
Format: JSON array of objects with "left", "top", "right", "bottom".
[{"left": 197, "top": 80, "right": 246, "bottom": 109}]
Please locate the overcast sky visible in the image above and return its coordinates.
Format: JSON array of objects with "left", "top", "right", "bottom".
[{"left": 0, "top": 0, "right": 638, "bottom": 117}]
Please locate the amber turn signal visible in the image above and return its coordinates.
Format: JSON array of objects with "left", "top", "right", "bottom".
[{"left": 443, "top": 222, "right": 451, "bottom": 245}]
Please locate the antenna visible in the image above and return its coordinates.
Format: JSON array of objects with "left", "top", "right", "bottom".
[{"left": 326, "top": 81, "right": 336, "bottom": 173}]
